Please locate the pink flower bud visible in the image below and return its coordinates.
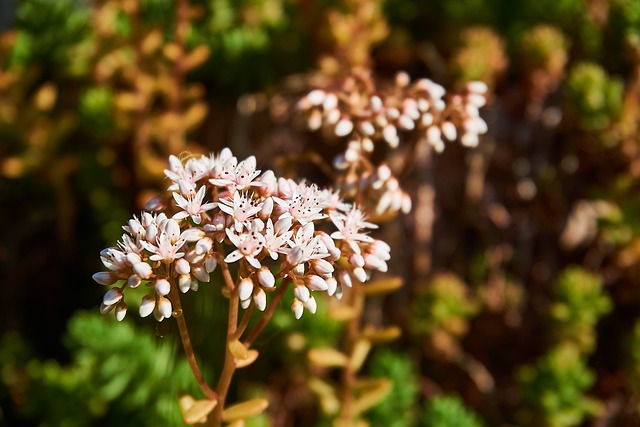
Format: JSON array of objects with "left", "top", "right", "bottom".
[
  {"left": 287, "top": 246, "right": 304, "bottom": 266},
  {"left": 100, "top": 302, "right": 115, "bottom": 315},
  {"left": 323, "top": 93, "right": 338, "bottom": 110},
  {"left": 307, "top": 89, "right": 326, "bottom": 106},
  {"left": 441, "top": 121, "right": 457, "bottom": 141},
  {"left": 306, "top": 275, "right": 328, "bottom": 291},
  {"left": 337, "top": 269, "right": 353, "bottom": 288}
]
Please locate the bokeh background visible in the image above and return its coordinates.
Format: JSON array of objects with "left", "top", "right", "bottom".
[{"left": 2, "top": 0, "right": 640, "bottom": 426}]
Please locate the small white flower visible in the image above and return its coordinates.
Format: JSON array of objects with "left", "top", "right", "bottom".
[
  {"left": 330, "top": 206, "right": 377, "bottom": 254},
  {"left": 224, "top": 225, "right": 265, "bottom": 269},
  {"left": 172, "top": 186, "right": 216, "bottom": 225},
  {"left": 218, "top": 191, "right": 263, "bottom": 232}
]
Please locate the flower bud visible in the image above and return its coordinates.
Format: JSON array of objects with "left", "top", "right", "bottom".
[
  {"left": 349, "top": 253, "right": 365, "bottom": 268},
  {"left": 326, "top": 277, "right": 338, "bottom": 296},
  {"left": 157, "top": 295, "right": 173, "bottom": 319},
  {"left": 441, "top": 121, "right": 457, "bottom": 141},
  {"left": 257, "top": 267, "right": 275, "bottom": 288},
  {"left": 303, "top": 296, "right": 317, "bottom": 314},
  {"left": 260, "top": 196, "right": 274, "bottom": 218},
  {"left": 195, "top": 237, "right": 213, "bottom": 255},
  {"left": 175, "top": 258, "right": 191, "bottom": 275},
  {"left": 337, "top": 269, "right": 353, "bottom": 288},
  {"left": 353, "top": 267, "right": 367, "bottom": 283},
  {"left": 133, "top": 262, "right": 153, "bottom": 279},
  {"left": 127, "top": 274, "right": 142, "bottom": 288},
  {"left": 100, "top": 302, "right": 115, "bottom": 315},
  {"left": 307, "top": 89, "right": 326, "bottom": 106},
  {"left": 240, "top": 298, "right": 251, "bottom": 309},
  {"left": 306, "top": 275, "right": 328, "bottom": 291},
  {"left": 205, "top": 255, "right": 217, "bottom": 273},
  {"left": 178, "top": 274, "right": 191, "bottom": 293},
  {"left": 293, "top": 285, "right": 310, "bottom": 303},
  {"left": 115, "top": 301, "right": 128, "bottom": 321},
  {"left": 93, "top": 272, "right": 116, "bottom": 286},
  {"left": 292, "top": 299, "right": 304, "bottom": 319},
  {"left": 312, "top": 259, "right": 334, "bottom": 276},
  {"left": 286, "top": 246, "right": 304, "bottom": 267},
  {"left": 335, "top": 118, "right": 354, "bottom": 137},
  {"left": 126, "top": 253, "right": 142, "bottom": 265},
  {"left": 192, "top": 266, "right": 210, "bottom": 283},
  {"left": 253, "top": 288, "right": 267, "bottom": 311},
  {"left": 140, "top": 294, "right": 156, "bottom": 317},
  {"left": 103, "top": 288, "right": 123, "bottom": 306},
  {"left": 155, "top": 278, "right": 171, "bottom": 296},
  {"left": 238, "top": 277, "right": 254, "bottom": 301}
]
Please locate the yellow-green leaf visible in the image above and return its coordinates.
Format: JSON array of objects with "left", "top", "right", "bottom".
[
  {"left": 179, "top": 394, "right": 217, "bottom": 425},
  {"left": 349, "top": 339, "right": 372, "bottom": 371},
  {"left": 307, "top": 377, "right": 339, "bottom": 416},
  {"left": 229, "top": 340, "right": 248, "bottom": 359},
  {"left": 235, "top": 349, "right": 259, "bottom": 368},
  {"left": 362, "top": 325, "right": 402, "bottom": 343},
  {"left": 363, "top": 276, "right": 403, "bottom": 296},
  {"left": 223, "top": 399, "right": 269, "bottom": 422},
  {"left": 308, "top": 348, "right": 348, "bottom": 368},
  {"left": 352, "top": 378, "right": 392, "bottom": 416}
]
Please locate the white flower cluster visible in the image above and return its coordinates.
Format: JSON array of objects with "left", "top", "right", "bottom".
[
  {"left": 297, "top": 71, "right": 488, "bottom": 154},
  {"left": 93, "top": 149, "right": 390, "bottom": 321}
]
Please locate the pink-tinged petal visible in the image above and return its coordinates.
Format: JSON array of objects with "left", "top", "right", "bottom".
[
  {"left": 330, "top": 231, "right": 345, "bottom": 240},
  {"left": 195, "top": 185, "right": 207, "bottom": 203},
  {"left": 149, "top": 254, "right": 163, "bottom": 261},
  {"left": 201, "top": 202, "right": 217, "bottom": 212},
  {"left": 172, "top": 211, "right": 189, "bottom": 220},
  {"left": 218, "top": 202, "right": 234, "bottom": 216},
  {"left": 226, "top": 229, "right": 240, "bottom": 246},
  {"left": 209, "top": 178, "right": 232, "bottom": 187},
  {"left": 224, "top": 250, "right": 243, "bottom": 264},
  {"left": 246, "top": 256, "right": 261, "bottom": 269},
  {"left": 235, "top": 221, "right": 243, "bottom": 233},
  {"left": 192, "top": 214, "right": 202, "bottom": 225},
  {"left": 172, "top": 192, "right": 188, "bottom": 209}
]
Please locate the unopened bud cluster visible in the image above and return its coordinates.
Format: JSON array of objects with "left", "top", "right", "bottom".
[
  {"left": 93, "top": 148, "right": 390, "bottom": 321},
  {"left": 298, "top": 71, "right": 488, "bottom": 154}
]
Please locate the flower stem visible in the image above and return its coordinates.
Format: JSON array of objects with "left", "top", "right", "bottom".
[
  {"left": 243, "top": 278, "right": 291, "bottom": 347},
  {"left": 231, "top": 304, "right": 255, "bottom": 342},
  {"left": 338, "top": 281, "right": 365, "bottom": 424},
  {"left": 169, "top": 286, "right": 218, "bottom": 401}
]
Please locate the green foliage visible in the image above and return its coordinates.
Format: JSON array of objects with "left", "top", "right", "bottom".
[
  {"left": 517, "top": 344, "right": 600, "bottom": 427},
  {"left": 16, "top": 311, "right": 199, "bottom": 426},
  {"left": 565, "top": 62, "right": 624, "bottom": 132},
  {"left": 421, "top": 395, "right": 486, "bottom": 427},
  {"left": 410, "top": 274, "right": 478, "bottom": 337},
  {"left": 10, "top": 0, "right": 91, "bottom": 71},
  {"left": 366, "top": 350, "right": 419, "bottom": 427},
  {"left": 548, "top": 267, "right": 612, "bottom": 353}
]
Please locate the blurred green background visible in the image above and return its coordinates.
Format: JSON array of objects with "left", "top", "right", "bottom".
[{"left": 2, "top": 0, "right": 640, "bottom": 426}]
